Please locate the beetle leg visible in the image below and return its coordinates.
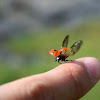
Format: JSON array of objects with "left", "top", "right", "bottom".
[
  {"left": 65, "top": 59, "right": 69, "bottom": 62},
  {"left": 58, "top": 60, "right": 62, "bottom": 64},
  {"left": 65, "top": 59, "right": 73, "bottom": 63}
]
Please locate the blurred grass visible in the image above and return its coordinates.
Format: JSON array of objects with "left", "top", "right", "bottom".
[{"left": 0, "top": 18, "right": 100, "bottom": 100}]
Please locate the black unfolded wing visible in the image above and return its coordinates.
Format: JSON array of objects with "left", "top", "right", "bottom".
[
  {"left": 62, "top": 35, "right": 69, "bottom": 47},
  {"left": 69, "top": 40, "right": 83, "bottom": 56}
]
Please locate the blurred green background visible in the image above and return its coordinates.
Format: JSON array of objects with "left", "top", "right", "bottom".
[
  {"left": 0, "top": 19, "right": 100, "bottom": 100},
  {"left": 0, "top": 0, "right": 100, "bottom": 99}
]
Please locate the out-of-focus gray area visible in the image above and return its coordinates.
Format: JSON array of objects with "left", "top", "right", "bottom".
[
  {"left": 0, "top": 0, "right": 100, "bottom": 66},
  {"left": 0, "top": 0, "right": 100, "bottom": 33}
]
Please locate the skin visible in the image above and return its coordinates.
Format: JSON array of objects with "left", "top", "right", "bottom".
[{"left": 0, "top": 57, "right": 100, "bottom": 100}]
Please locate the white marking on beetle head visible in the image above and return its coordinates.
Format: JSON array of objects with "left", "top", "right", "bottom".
[{"left": 57, "top": 57, "right": 59, "bottom": 60}]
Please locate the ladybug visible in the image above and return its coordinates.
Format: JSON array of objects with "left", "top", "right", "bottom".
[{"left": 49, "top": 35, "right": 83, "bottom": 63}]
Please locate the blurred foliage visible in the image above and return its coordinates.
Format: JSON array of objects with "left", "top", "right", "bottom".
[{"left": 0, "top": 18, "right": 100, "bottom": 100}]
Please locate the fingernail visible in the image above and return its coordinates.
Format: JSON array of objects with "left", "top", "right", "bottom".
[{"left": 84, "top": 57, "right": 100, "bottom": 83}]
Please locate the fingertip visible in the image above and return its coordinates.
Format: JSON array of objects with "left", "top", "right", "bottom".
[
  {"left": 49, "top": 57, "right": 100, "bottom": 99},
  {"left": 75, "top": 57, "right": 100, "bottom": 83}
]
